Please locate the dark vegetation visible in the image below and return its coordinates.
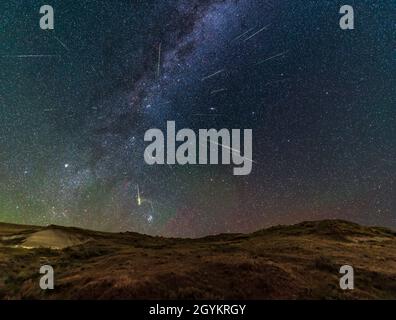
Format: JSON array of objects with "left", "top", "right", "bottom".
[{"left": 0, "top": 220, "right": 395, "bottom": 299}]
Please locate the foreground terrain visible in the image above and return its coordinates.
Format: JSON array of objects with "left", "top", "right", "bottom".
[{"left": 0, "top": 220, "right": 395, "bottom": 299}]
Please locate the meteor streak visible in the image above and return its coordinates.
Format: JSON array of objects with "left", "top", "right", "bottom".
[
  {"left": 157, "top": 43, "right": 162, "bottom": 78},
  {"left": 136, "top": 184, "right": 142, "bottom": 206},
  {"left": 256, "top": 51, "right": 289, "bottom": 65},
  {"left": 244, "top": 24, "right": 270, "bottom": 41},
  {"left": 192, "top": 113, "right": 225, "bottom": 117},
  {"left": 54, "top": 35, "right": 70, "bottom": 51},
  {"left": 1, "top": 54, "right": 60, "bottom": 58},
  {"left": 206, "top": 139, "right": 256, "bottom": 164},
  {"left": 201, "top": 69, "right": 225, "bottom": 81},
  {"left": 210, "top": 88, "right": 227, "bottom": 95},
  {"left": 231, "top": 27, "right": 255, "bottom": 42}
]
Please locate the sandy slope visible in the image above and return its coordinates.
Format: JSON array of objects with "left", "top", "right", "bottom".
[
  {"left": 19, "top": 229, "right": 89, "bottom": 249},
  {"left": 0, "top": 220, "right": 395, "bottom": 299},
  {"left": 1, "top": 226, "right": 89, "bottom": 249}
]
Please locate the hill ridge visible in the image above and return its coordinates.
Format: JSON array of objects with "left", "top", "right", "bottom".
[{"left": 1, "top": 219, "right": 395, "bottom": 299}]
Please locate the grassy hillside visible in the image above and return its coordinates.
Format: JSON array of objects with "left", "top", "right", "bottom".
[{"left": 0, "top": 220, "right": 395, "bottom": 299}]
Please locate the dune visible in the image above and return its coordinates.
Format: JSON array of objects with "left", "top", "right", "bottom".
[
  {"left": 0, "top": 220, "right": 395, "bottom": 299},
  {"left": 19, "top": 229, "right": 89, "bottom": 249}
]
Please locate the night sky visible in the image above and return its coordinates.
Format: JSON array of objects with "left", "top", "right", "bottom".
[{"left": 0, "top": 0, "right": 395, "bottom": 237}]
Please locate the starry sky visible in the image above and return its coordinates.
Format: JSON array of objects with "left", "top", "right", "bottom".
[{"left": 0, "top": 0, "right": 395, "bottom": 237}]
